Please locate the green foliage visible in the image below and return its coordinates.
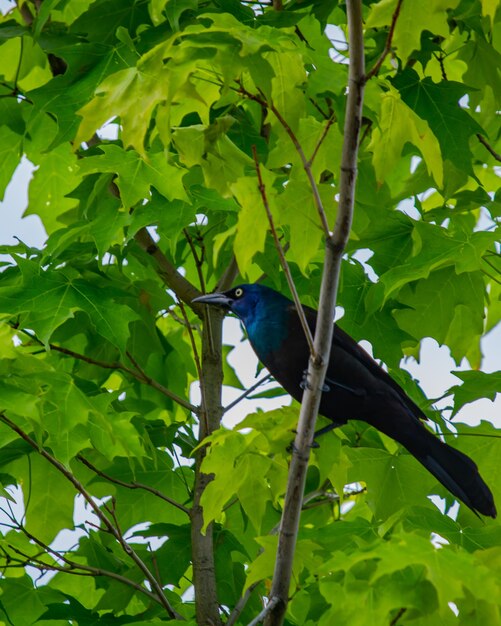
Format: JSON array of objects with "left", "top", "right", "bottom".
[{"left": 0, "top": 0, "right": 500, "bottom": 624}]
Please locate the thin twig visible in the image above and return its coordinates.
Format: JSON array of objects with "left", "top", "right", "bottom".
[
  {"left": 437, "top": 431, "right": 501, "bottom": 439},
  {"left": 227, "top": 581, "right": 262, "bottom": 626},
  {"left": 5, "top": 528, "right": 163, "bottom": 607},
  {"left": 223, "top": 373, "right": 273, "bottom": 414},
  {"left": 482, "top": 255, "right": 501, "bottom": 282},
  {"left": 183, "top": 227, "right": 206, "bottom": 292},
  {"left": 177, "top": 299, "right": 204, "bottom": 387},
  {"left": 76, "top": 454, "right": 190, "bottom": 515},
  {"left": 390, "top": 607, "right": 407, "bottom": 626},
  {"left": 251, "top": 145, "right": 316, "bottom": 358},
  {"left": 247, "top": 596, "right": 281, "bottom": 626},
  {"left": 228, "top": 522, "right": 281, "bottom": 626},
  {"left": 216, "top": 255, "right": 240, "bottom": 291},
  {"left": 134, "top": 227, "right": 203, "bottom": 314},
  {"left": 267, "top": 100, "right": 330, "bottom": 237},
  {"left": 0, "top": 413, "right": 183, "bottom": 621},
  {"left": 308, "top": 116, "right": 335, "bottom": 167},
  {"left": 481, "top": 269, "right": 501, "bottom": 285},
  {"left": 477, "top": 134, "right": 501, "bottom": 162},
  {"left": 176, "top": 296, "right": 211, "bottom": 436},
  {"left": 308, "top": 97, "right": 331, "bottom": 120},
  {"left": 301, "top": 489, "right": 340, "bottom": 510},
  {"left": 358, "top": 118, "right": 373, "bottom": 148},
  {"left": 365, "top": 0, "right": 404, "bottom": 80},
  {"left": 125, "top": 349, "right": 198, "bottom": 413},
  {"left": 237, "top": 82, "right": 330, "bottom": 238},
  {"left": 434, "top": 52, "right": 447, "bottom": 81},
  {"left": 15, "top": 326, "right": 197, "bottom": 413}
]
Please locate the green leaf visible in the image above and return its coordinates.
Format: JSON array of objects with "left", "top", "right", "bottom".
[
  {"left": 346, "top": 445, "right": 436, "bottom": 518},
  {"left": 0, "top": 258, "right": 138, "bottom": 348},
  {"left": 392, "top": 69, "right": 483, "bottom": 177},
  {"left": 394, "top": 268, "right": 485, "bottom": 365},
  {"left": 368, "top": 88, "right": 443, "bottom": 187},
  {"left": 163, "top": 0, "right": 197, "bottom": 30},
  {"left": 276, "top": 179, "right": 323, "bottom": 274},
  {"left": 75, "top": 63, "right": 167, "bottom": 153},
  {"left": 25, "top": 143, "right": 81, "bottom": 234},
  {"left": 367, "top": 0, "right": 460, "bottom": 65},
  {"left": 78, "top": 145, "right": 188, "bottom": 207},
  {"left": 0, "top": 125, "right": 22, "bottom": 201},
  {"left": 0, "top": 576, "right": 48, "bottom": 626},
  {"left": 0, "top": 380, "right": 40, "bottom": 419},
  {"left": 458, "top": 36, "right": 501, "bottom": 107},
  {"left": 231, "top": 175, "right": 274, "bottom": 277},
  {"left": 447, "top": 371, "right": 501, "bottom": 415},
  {"left": 28, "top": 38, "right": 136, "bottom": 147},
  {"left": 18, "top": 454, "right": 76, "bottom": 543},
  {"left": 379, "top": 221, "right": 497, "bottom": 301}
]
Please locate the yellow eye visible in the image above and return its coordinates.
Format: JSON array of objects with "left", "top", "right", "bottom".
[{"left": 234, "top": 288, "right": 243, "bottom": 298}]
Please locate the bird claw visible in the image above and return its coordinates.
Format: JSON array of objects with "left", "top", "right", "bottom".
[
  {"left": 287, "top": 437, "right": 320, "bottom": 453},
  {"left": 300, "top": 369, "right": 330, "bottom": 393},
  {"left": 299, "top": 370, "right": 312, "bottom": 391}
]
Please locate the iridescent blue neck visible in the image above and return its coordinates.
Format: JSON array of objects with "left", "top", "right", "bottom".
[{"left": 239, "top": 293, "right": 290, "bottom": 361}]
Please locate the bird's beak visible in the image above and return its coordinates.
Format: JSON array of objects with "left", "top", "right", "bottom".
[{"left": 192, "top": 292, "right": 233, "bottom": 310}]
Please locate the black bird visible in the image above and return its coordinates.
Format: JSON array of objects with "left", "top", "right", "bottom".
[{"left": 194, "top": 283, "right": 496, "bottom": 518}]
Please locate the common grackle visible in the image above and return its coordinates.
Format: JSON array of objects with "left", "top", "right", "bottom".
[{"left": 194, "top": 283, "right": 496, "bottom": 518}]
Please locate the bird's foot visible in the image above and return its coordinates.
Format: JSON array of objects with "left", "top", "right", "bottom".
[
  {"left": 287, "top": 434, "right": 320, "bottom": 453},
  {"left": 300, "top": 369, "right": 330, "bottom": 393},
  {"left": 286, "top": 440, "right": 315, "bottom": 460}
]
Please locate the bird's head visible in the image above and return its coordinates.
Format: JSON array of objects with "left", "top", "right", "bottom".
[{"left": 192, "top": 284, "right": 262, "bottom": 324}]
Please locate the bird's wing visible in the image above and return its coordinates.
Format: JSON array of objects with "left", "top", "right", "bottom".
[
  {"left": 296, "top": 303, "right": 426, "bottom": 421},
  {"left": 332, "top": 324, "right": 427, "bottom": 421}
]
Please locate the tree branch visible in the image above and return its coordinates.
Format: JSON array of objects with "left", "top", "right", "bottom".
[
  {"left": 216, "top": 255, "right": 240, "bottom": 291},
  {"left": 365, "top": 0, "right": 403, "bottom": 80},
  {"left": 308, "top": 116, "right": 335, "bottom": 167},
  {"left": 0, "top": 413, "right": 184, "bottom": 621},
  {"left": 237, "top": 82, "right": 330, "bottom": 238},
  {"left": 190, "top": 306, "right": 225, "bottom": 626},
  {"left": 248, "top": 597, "right": 280, "bottom": 626},
  {"left": 252, "top": 146, "right": 316, "bottom": 358},
  {"left": 76, "top": 454, "right": 190, "bottom": 516},
  {"left": 33, "top": 334, "right": 198, "bottom": 415},
  {"left": 266, "top": 101, "right": 331, "bottom": 238},
  {"left": 13, "top": 325, "right": 196, "bottom": 413},
  {"left": 263, "top": 1, "right": 365, "bottom": 624},
  {"left": 223, "top": 373, "right": 273, "bottom": 414},
  {"left": 390, "top": 607, "right": 407, "bottom": 626},
  {"left": 134, "top": 227, "right": 203, "bottom": 314},
  {"left": 227, "top": 581, "right": 262, "bottom": 626},
  {"left": 5, "top": 529, "right": 163, "bottom": 608},
  {"left": 125, "top": 349, "right": 198, "bottom": 413},
  {"left": 183, "top": 227, "right": 206, "bottom": 292}
]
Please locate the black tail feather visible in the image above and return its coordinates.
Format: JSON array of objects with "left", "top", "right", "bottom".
[{"left": 404, "top": 428, "right": 496, "bottom": 518}]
